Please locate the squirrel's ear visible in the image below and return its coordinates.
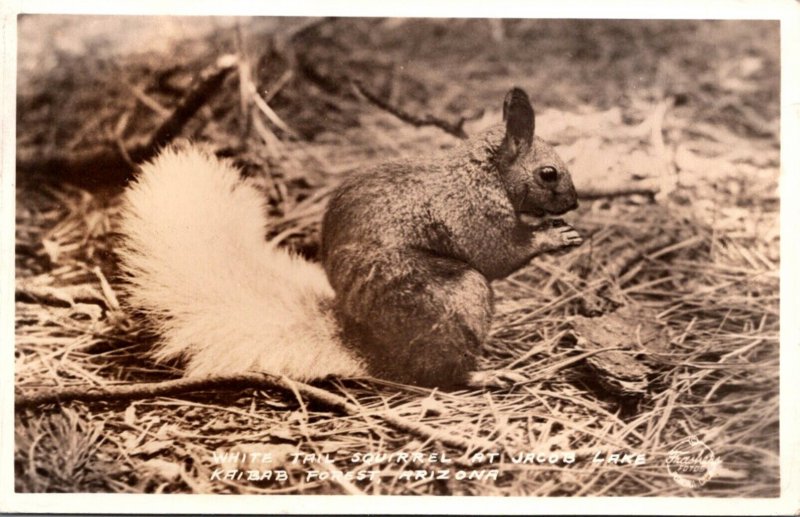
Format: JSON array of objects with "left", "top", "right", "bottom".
[{"left": 499, "top": 88, "right": 535, "bottom": 162}]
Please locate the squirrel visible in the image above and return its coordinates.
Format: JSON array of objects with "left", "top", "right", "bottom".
[{"left": 118, "top": 87, "right": 582, "bottom": 389}]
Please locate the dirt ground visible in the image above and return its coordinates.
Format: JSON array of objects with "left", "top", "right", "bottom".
[{"left": 14, "top": 16, "right": 780, "bottom": 497}]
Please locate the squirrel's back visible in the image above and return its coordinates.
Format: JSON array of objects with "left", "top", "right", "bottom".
[{"left": 118, "top": 144, "right": 365, "bottom": 379}]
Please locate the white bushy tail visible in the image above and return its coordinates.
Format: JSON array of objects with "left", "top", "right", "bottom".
[{"left": 118, "top": 144, "right": 365, "bottom": 379}]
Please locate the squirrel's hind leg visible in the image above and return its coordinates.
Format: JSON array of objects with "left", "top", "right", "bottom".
[{"left": 328, "top": 248, "right": 493, "bottom": 388}]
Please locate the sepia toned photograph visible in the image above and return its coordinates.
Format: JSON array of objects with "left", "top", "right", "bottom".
[{"left": 6, "top": 5, "right": 791, "bottom": 511}]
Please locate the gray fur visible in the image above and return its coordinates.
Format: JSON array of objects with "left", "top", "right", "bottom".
[{"left": 321, "top": 88, "right": 581, "bottom": 387}]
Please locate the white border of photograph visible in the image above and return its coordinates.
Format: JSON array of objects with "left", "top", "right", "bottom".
[{"left": 1, "top": 0, "right": 798, "bottom": 514}]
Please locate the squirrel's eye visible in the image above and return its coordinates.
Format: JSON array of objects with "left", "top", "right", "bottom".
[{"left": 539, "top": 166, "right": 558, "bottom": 183}]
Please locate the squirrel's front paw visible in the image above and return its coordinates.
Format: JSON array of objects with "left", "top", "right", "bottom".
[
  {"left": 467, "top": 369, "right": 527, "bottom": 389},
  {"left": 538, "top": 223, "right": 583, "bottom": 251},
  {"left": 558, "top": 225, "right": 583, "bottom": 247}
]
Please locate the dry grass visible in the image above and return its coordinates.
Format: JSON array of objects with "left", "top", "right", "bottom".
[{"left": 14, "top": 17, "right": 779, "bottom": 496}]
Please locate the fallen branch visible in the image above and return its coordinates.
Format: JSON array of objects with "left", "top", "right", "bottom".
[
  {"left": 17, "top": 55, "right": 238, "bottom": 188},
  {"left": 16, "top": 143, "right": 149, "bottom": 189},
  {"left": 577, "top": 184, "right": 660, "bottom": 201},
  {"left": 15, "top": 372, "right": 496, "bottom": 452},
  {"left": 146, "top": 55, "right": 238, "bottom": 152},
  {"left": 351, "top": 79, "right": 468, "bottom": 140}
]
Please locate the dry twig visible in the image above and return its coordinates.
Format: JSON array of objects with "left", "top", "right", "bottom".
[
  {"left": 15, "top": 373, "right": 497, "bottom": 453},
  {"left": 16, "top": 280, "right": 106, "bottom": 308},
  {"left": 351, "top": 79, "right": 468, "bottom": 140},
  {"left": 577, "top": 185, "right": 660, "bottom": 201}
]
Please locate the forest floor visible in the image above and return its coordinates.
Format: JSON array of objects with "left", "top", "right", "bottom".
[{"left": 13, "top": 16, "right": 780, "bottom": 496}]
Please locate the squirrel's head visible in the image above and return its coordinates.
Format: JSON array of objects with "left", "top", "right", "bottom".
[{"left": 492, "top": 88, "right": 579, "bottom": 218}]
